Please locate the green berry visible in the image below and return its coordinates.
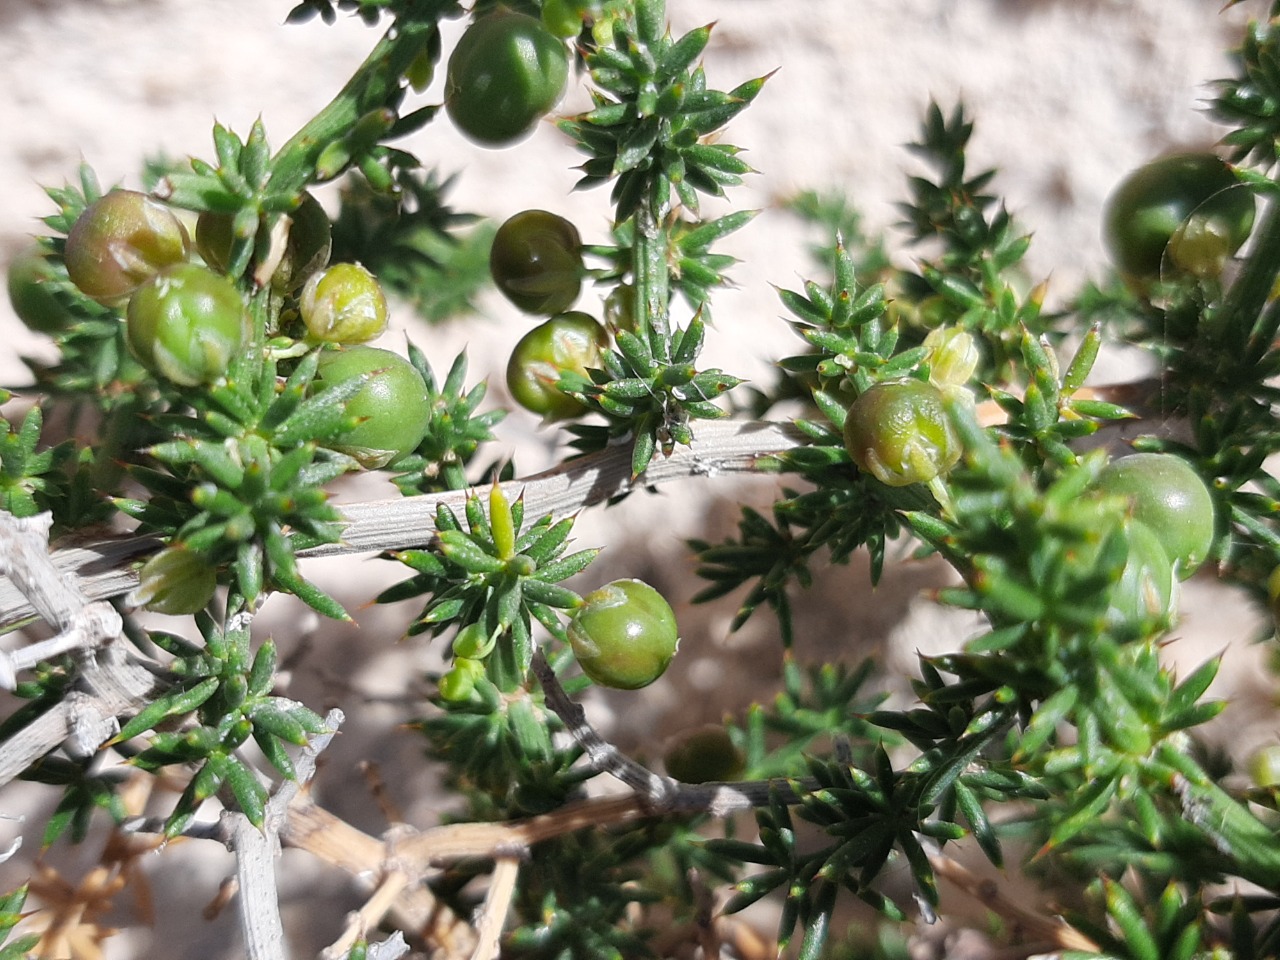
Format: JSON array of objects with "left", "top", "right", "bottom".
[
  {"left": 300, "top": 263, "right": 388, "bottom": 344},
  {"left": 490, "top": 210, "right": 583, "bottom": 315},
  {"left": 315, "top": 346, "right": 432, "bottom": 468},
  {"left": 843, "top": 380, "right": 961, "bottom": 487},
  {"left": 568, "top": 579, "right": 678, "bottom": 690},
  {"left": 664, "top": 726, "right": 745, "bottom": 783},
  {"left": 1106, "top": 519, "right": 1178, "bottom": 633},
  {"left": 445, "top": 11, "right": 569, "bottom": 147},
  {"left": 135, "top": 545, "right": 217, "bottom": 616},
  {"left": 1093, "top": 453, "right": 1216, "bottom": 578},
  {"left": 126, "top": 263, "right": 247, "bottom": 386},
  {"left": 64, "top": 189, "right": 190, "bottom": 303},
  {"left": 506, "top": 311, "right": 608, "bottom": 421},
  {"left": 7, "top": 244, "right": 76, "bottom": 334}
]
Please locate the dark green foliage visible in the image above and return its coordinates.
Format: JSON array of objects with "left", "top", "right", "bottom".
[
  {"left": 7, "top": 2, "right": 1280, "bottom": 957},
  {"left": 329, "top": 169, "right": 493, "bottom": 325},
  {"left": 559, "top": 4, "right": 767, "bottom": 222},
  {"left": 390, "top": 347, "right": 505, "bottom": 495},
  {"left": 563, "top": 311, "right": 743, "bottom": 476},
  {"left": 378, "top": 486, "right": 596, "bottom": 689},
  {"left": 0, "top": 399, "right": 69, "bottom": 520},
  {"left": 116, "top": 613, "right": 328, "bottom": 835},
  {"left": 113, "top": 349, "right": 351, "bottom": 617}
]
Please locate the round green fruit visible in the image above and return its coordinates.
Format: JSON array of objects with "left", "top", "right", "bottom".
[
  {"left": 1103, "top": 153, "right": 1254, "bottom": 285},
  {"left": 7, "top": 244, "right": 76, "bottom": 334},
  {"left": 506, "top": 311, "right": 608, "bottom": 421},
  {"left": 490, "top": 210, "right": 583, "bottom": 315},
  {"left": 445, "top": 11, "right": 569, "bottom": 147},
  {"left": 135, "top": 545, "right": 218, "bottom": 616},
  {"left": 843, "top": 380, "right": 961, "bottom": 487},
  {"left": 568, "top": 579, "right": 679, "bottom": 690},
  {"left": 315, "top": 346, "right": 432, "bottom": 468},
  {"left": 126, "top": 263, "right": 247, "bottom": 386},
  {"left": 1106, "top": 519, "right": 1178, "bottom": 634},
  {"left": 1249, "top": 745, "right": 1280, "bottom": 788},
  {"left": 541, "top": 0, "right": 584, "bottom": 38},
  {"left": 64, "top": 190, "right": 191, "bottom": 303},
  {"left": 197, "top": 193, "right": 331, "bottom": 292},
  {"left": 300, "top": 262, "right": 388, "bottom": 344},
  {"left": 1093, "top": 452, "right": 1215, "bottom": 578},
  {"left": 664, "top": 726, "right": 745, "bottom": 784}
]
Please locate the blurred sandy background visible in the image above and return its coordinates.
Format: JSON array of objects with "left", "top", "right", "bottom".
[{"left": 0, "top": 1, "right": 1275, "bottom": 956}]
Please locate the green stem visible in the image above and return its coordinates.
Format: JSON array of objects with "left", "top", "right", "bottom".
[
  {"left": 266, "top": 17, "right": 438, "bottom": 199},
  {"left": 1213, "top": 193, "right": 1280, "bottom": 356},
  {"left": 633, "top": 201, "right": 671, "bottom": 361}
]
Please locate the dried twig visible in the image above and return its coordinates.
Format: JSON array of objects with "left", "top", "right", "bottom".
[
  {"left": 279, "top": 800, "right": 477, "bottom": 956},
  {"left": 532, "top": 648, "right": 813, "bottom": 817},
  {"left": 0, "top": 513, "right": 164, "bottom": 788},
  {"left": 470, "top": 856, "right": 520, "bottom": 960},
  {"left": 320, "top": 871, "right": 412, "bottom": 960},
  {"left": 226, "top": 708, "right": 347, "bottom": 960},
  {"left": 364, "top": 932, "right": 410, "bottom": 960},
  {"left": 929, "top": 851, "right": 1100, "bottom": 954},
  {"left": 0, "top": 420, "right": 807, "bottom": 630},
  {"left": 122, "top": 710, "right": 347, "bottom": 960}
]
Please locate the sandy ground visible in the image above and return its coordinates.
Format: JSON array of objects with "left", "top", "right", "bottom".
[{"left": 0, "top": 1, "right": 1276, "bottom": 957}]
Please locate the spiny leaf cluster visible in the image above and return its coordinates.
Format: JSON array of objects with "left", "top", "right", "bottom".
[
  {"left": 1213, "top": 11, "right": 1280, "bottom": 168},
  {"left": 588, "top": 208, "right": 757, "bottom": 317},
  {"left": 115, "top": 350, "right": 354, "bottom": 618},
  {"left": 415, "top": 660, "right": 584, "bottom": 807},
  {"left": 0, "top": 397, "right": 69, "bottom": 521},
  {"left": 564, "top": 312, "right": 742, "bottom": 477},
  {"left": 389, "top": 347, "right": 505, "bottom": 496},
  {"left": 731, "top": 658, "right": 895, "bottom": 780},
  {"left": 378, "top": 486, "right": 596, "bottom": 688},
  {"left": 692, "top": 242, "right": 932, "bottom": 639},
  {"left": 26, "top": 166, "right": 152, "bottom": 406},
  {"left": 561, "top": 0, "right": 767, "bottom": 222},
  {"left": 328, "top": 169, "right": 492, "bottom": 325},
  {"left": 114, "top": 610, "right": 327, "bottom": 836},
  {"left": 0, "top": 885, "right": 38, "bottom": 959}
]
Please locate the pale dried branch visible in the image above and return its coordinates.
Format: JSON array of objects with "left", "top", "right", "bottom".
[
  {"left": 123, "top": 711, "right": 348, "bottom": 960},
  {"left": 0, "top": 512, "right": 123, "bottom": 689},
  {"left": 364, "top": 932, "right": 410, "bottom": 960},
  {"left": 929, "top": 851, "right": 1100, "bottom": 954},
  {"left": 320, "top": 871, "right": 412, "bottom": 960},
  {"left": 0, "top": 420, "right": 807, "bottom": 629},
  {"left": 0, "top": 515, "right": 164, "bottom": 787},
  {"left": 280, "top": 800, "right": 477, "bottom": 955},
  {"left": 470, "top": 855, "right": 520, "bottom": 960},
  {"left": 225, "top": 809, "right": 289, "bottom": 960},
  {"left": 530, "top": 649, "right": 675, "bottom": 806},
  {"left": 532, "top": 648, "right": 813, "bottom": 818},
  {"left": 225, "top": 708, "right": 346, "bottom": 960}
]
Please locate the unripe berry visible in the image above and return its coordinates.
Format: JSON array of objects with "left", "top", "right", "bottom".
[
  {"left": 300, "top": 263, "right": 388, "bottom": 344},
  {"left": 664, "top": 726, "right": 745, "bottom": 783},
  {"left": 506, "top": 311, "right": 608, "bottom": 421},
  {"left": 843, "top": 380, "right": 961, "bottom": 487},
  {"left": 7, "top": 244, "right": 76, "bottom": 334},
  {"left": 135, "top": 545, "right": 217, "bottom": 616},
  {"left": 315, "top": 346, "right": 432, "bottom": 468},
  {"left": 1093, "top": 453, "right": 1216, "bottom": 578},
  {"left": 568, "top": 579, "right": 679, "bottom": 689},
  {"left": 65, "top": 190, "right": 190, "bottom": 303},
  {"left": 126, "top": 263, "right": 247, "bottom": 386},
  {"left": 490, "top": 210, "right": 583, "bottom": 315}
]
